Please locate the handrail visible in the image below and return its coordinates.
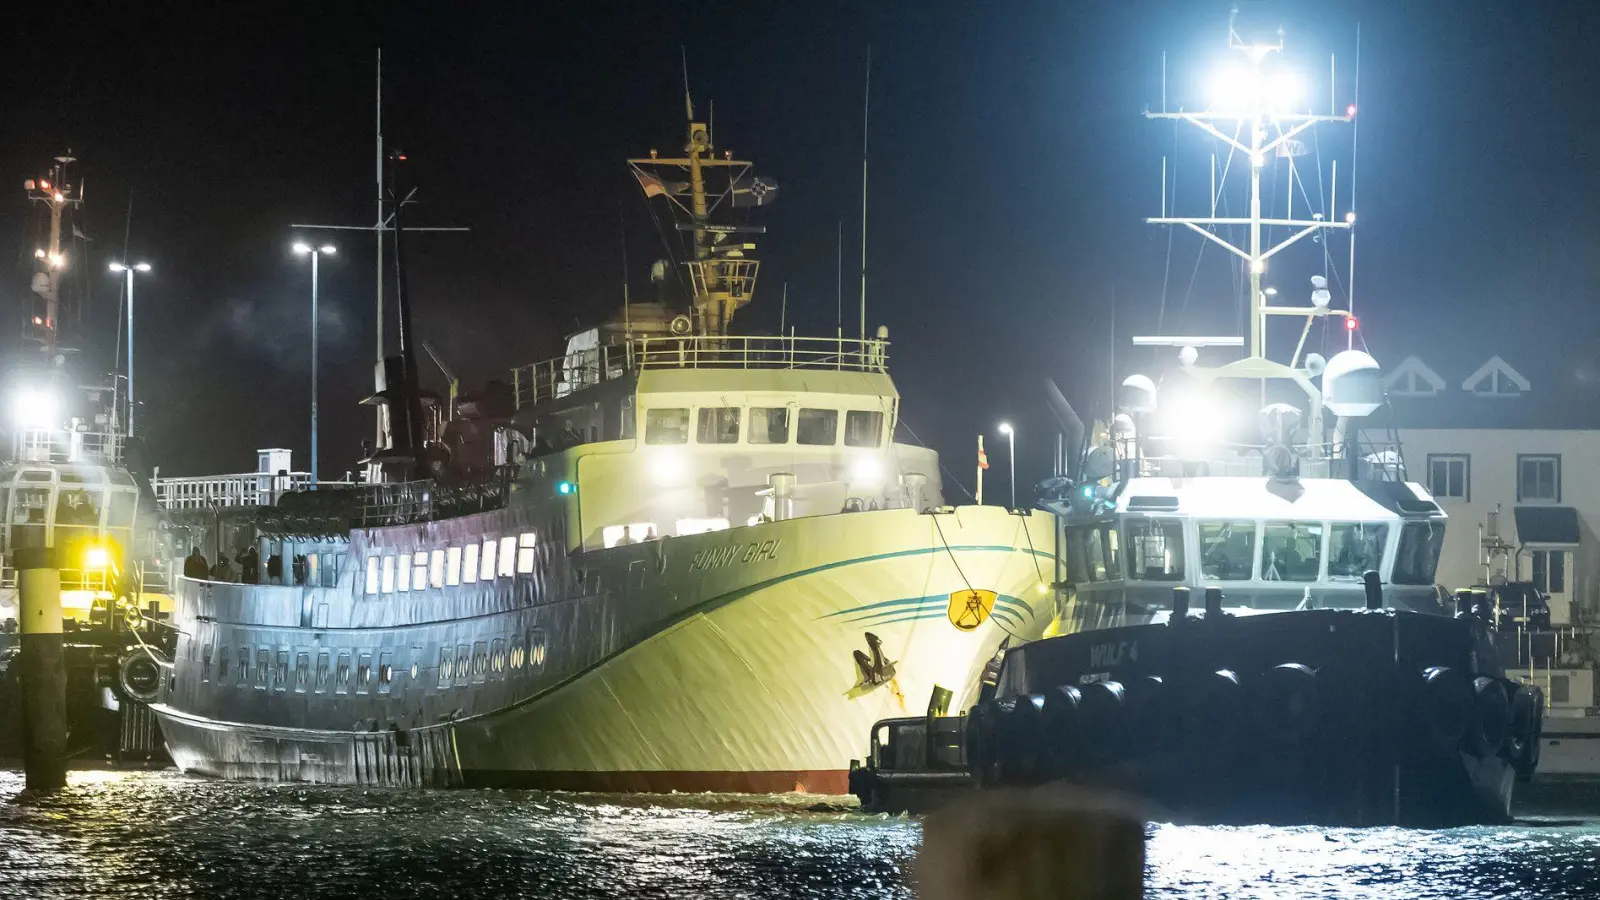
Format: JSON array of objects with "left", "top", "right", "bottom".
[
  {"left": 153, "top": 471, "right": 359, "bottom": 511},
  {"left": 510, "top": 334, "right": 891, "bottom": 409}
]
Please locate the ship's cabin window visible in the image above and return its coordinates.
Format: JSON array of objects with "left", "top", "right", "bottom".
[
  {"left": 529, "top": 629, "right": 548, "bottom": 671},
  {"left": 305, "top": 554, "right": 320, "bottom": 587},
  {"left": 844, "top": 411, "right": 885, "bottom": 448},
  {"left": 797, "top": 408, "right": 839, "bottom": 446},
  {"left": 498, "top": 536, "right": 516, "bottom": 577},
  {"left": 255, "top": 649, "right": 270, "bottom": 689},
  {"left": 517, "top": 533, "right": 538, "bottom": 573},
  {"left": 357, "top": 653, "right": 373, "bottom": 690},
  {"left": 604, "top": 522, "right": 659, "bottom": 547},
  {"left": 445, "top": 546, "right": 462, "bottom": 586},
  {"left": 491, "top": 639, "right": 506, "bottom": 676},
  {"left": 377, "top": 652, "right": 394, "bottom": 692},
  {"left": 315, "top": 652, "right": 331, "bottom": 692},
  {"left": 1329, "top": 522, "right": 1389, "bottom": 580},
  {"left": 1199, "top": 521, "right": 1256, "bottom": 581},
  {"left": 1069, "top": 523, "right": 1120, "bottom": 583},
  {"left": 472, "top": 642, "right": 489, "bottom": 681},
  {"left": 645, "top": 408, "right": 690, "bottom": 445},
  {"left": 397, "top": 554, "right": 412, "bottom": 592},
  {"left": 321, "top": 553, "right": 340, "bottom": 588},
  {"left": 294, "top": 653, "right": 310, "bottom": 692},
  {"left": 201, "top": 645, "right": 213, "bottom": 682},
  {"left": 696, "top": 407, "right": 741, "bottom": 444},
  {"left": 510, "top": 635, "right": 526, "bottom": 670},
  {"left": 12, "top": 485, "right": 50, "bottom": 549},
  {"left": 365, "top": 557, "right": 380, "bottom": 595},
  {"left": 749, "top": 407, "right": 791, "bottom": 444},
  {"left": 217, "top": 646, "right": 230, "bottom": 682},
  {"left": 1125, "top": 518, "right": 1185, "bottom": 581},
  {"left": 380, "top": 555, "right": 396, "bottom": 594},
  {"left": 479, "top": 539, "right": 497, "bottom": 581},
  {"left": 439, "top": 647, "right": 453, "bottom": 685},
  {"left": 336, "top": 652, "right": 352, "bottom": 692},
  {"left": 463, "top": 543, "right": 480, "bottom": 584},
  {"left": 1261, "top": 522, "right": 1322, "bottom": 582},
  {"left": 455, "top": 645, "right": 471, "bottom": 687},
  {"left": 237, "top": 648, "right": 250, "bottom": 685},
  {"left": 274, "top": 650, "right": 290, "bottom": 692},
  {"left": 1393, "top": 521, "right": 1445, "bottom": 585},
  {"left": 429, "top": 549, "right": 446, "bottom": 588},
  {"left": 413, "top": 551, "right": 429, "bottom": 590}
]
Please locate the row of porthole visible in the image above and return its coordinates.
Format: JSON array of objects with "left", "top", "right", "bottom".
[
  {"left": 203, "top": 645, "right": 392, "bottom": 695},
  {"left": 436, "top": 630, "right": 548, "bottom": 687}
]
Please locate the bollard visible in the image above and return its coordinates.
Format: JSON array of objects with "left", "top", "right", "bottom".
[
  {"left": 1455, "top": 588, "right": 1474, "bottom": 618},
  {"left": 1204, "top": 586, "right": 1223, "bottom": 617},
  {"left": 1362, "top": 570, "right": 1383, "bottom": 610},
  {"left": 1171, "top": 586, "right": 1191, "bottom": 622},
  {"left": 16, "top": 546, "right": 66, "bottom": 791}
]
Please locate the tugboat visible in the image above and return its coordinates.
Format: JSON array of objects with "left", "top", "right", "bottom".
[
  {"left": 0, "top": 154, "right": 175, "bottom": 764},
  {"left": 850, "top": 12, "right": 1543, "bottom": 825},
  {"left": 147, "top": 82, "right": 1057, "bottom": 792}
]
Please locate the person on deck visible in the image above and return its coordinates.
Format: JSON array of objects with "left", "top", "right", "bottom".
[
  {"left": 267, "top": 553, "right": 284, "bottom": 585},
  {"left": 183, "top": 548, "right": 209, "bottom": 580},
  {"left": 236, "top": 546, "right": 260, "bottom": 584}
]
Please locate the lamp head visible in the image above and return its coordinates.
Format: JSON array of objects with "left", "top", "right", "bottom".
[
  {"left": 293, "top": 242, "right": 312, "bottom": 255},
  {"left": 998, "top": 422, "right": 1014, "bottom": 436}
]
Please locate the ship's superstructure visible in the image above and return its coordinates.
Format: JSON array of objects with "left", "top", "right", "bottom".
[{"left": 150, "top": 95, "right": 1057, "bottom": 792}]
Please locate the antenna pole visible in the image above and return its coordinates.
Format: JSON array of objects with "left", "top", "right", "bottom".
[
  {"left": 375, "top": 49, "right": 386, "bottom": 445},
  {"left": 620, "top": 207, "right": 631, "bottom": 336},
  {"left": 780, "top": 282, "right": 788, "bottom": 337},
  {"left": 858, "top": 45, "right": 871, "bottom": 341},
  {"left": 836, "top": 221, "right": 843, "bottom": 336},
  {"left": 1348, "top": 21, "right": 1361, "bottom": 349}
]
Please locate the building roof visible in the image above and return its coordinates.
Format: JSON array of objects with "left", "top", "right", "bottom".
[{"left": 1364, "top": 339, "right": 1600, "bottom": 430}]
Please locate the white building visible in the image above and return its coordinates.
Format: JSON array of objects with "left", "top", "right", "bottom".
[{"left": 1383, "top": 352, "right": 1598, "bottom": 721}]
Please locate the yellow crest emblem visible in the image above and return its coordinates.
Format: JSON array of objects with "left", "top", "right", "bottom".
[{"left": 948, "top": 589, "right": 998, "bottom": 631}]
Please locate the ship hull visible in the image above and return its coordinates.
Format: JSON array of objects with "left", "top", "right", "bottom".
[{"left": 151, "top": 505, "right": 1058, "bottom": 792}]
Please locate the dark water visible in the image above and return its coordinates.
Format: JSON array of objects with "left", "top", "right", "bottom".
[{"left": 3, "top": 769, "right": 1599, "bottom": 899}]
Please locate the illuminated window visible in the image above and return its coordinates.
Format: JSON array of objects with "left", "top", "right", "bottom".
[
  {"left": 604, "top": 523, "right": 658, "bottom": 547},
  {"left": 797, "top": 408, "right": 839, "bottom": 445},
  {"left": 335, "top": 652, "right": 351, "bottom": 693},
  {"left": 445, "top": 545, "right": 462, "bottom": 587},
  {"left": 357, "top": 653, "right": 372, "bottom": 691},
  {"left": 315, "top": 652, "right": 330, "bottom": 692},
  {"left": 645, "top": 408, "right": 690, "bottom": 444},
  {"left": 510, "top": 635, "right": 525, "bottom": 669},
  {"left": 498, "top": 536, "right": 516, "bottom": 577},
  {"left": 473, "top": 641, "right": 489, "bottom": 680},
  {"left": 491, "top": 638, "right": 506, "bottom": 675},
  {"left": 430, "top": 549, "right": 445, "bottom": 588},
  {"left": 480, "top": 539, "right": 497, "bottom": 581},
  {"left": 844, "top": 410, "right": 885, "bottom": 448},
  {"left": 1261, "top": 522, "right": 1323, "bottom": 582},
  {"left": 462, "top": 543, "right": 479, "bottom": 584},
  {"left": 377, "top": 651, "right": 394, "bottom": 693},
  {"left": 294, "top": 653, "right": 310, "bottom": 692},
  {"left": 528, "top": 628, "right": 547, "bottom": 672},
  {"left": 748, "top": 407, "right": 790, "bottom": 444},
  {"left": 1199, "top": 521, "right": 1257, "bottom": 582},
  {"left": 438, "top": 647, "right": 453, "bottom": 686},
  {"left": 696, "top": 407, "right": 741, "bottom": 444},
  {"left": 275, "top": 650, "right": 289, "bottom": 692},
  {"left": 365, "top": 557, "right": 379, "bottom": 595},
  {"left": 517, "top": 533, "right": 538, "bottom": 573},
  {"left": 1125, "top": 519, "right": 1185, "bottom": 581},
  {"left": 397, "top": 554, "right": 412, "bottom": 592},
  {"left": 380, "top": 555, "right": 395, "bottom": 594},
  {"left": 412, "top": 551, "right": 428, "bottom": 589},
  {"left": 455, "top": 645, "right": 471, "bottom": 687}
]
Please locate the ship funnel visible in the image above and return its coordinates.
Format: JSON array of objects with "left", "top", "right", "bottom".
[{"left": 1322, "top": 350, "right": 1383, "bottom": 418}]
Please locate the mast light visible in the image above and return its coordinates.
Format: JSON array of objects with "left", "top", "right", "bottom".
[{"left": 1345, "top": 316, "right": 1359, "bottom": 332}]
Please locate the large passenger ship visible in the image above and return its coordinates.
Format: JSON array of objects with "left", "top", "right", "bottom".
[{"left": 149, "top": 102, "right": 1057, "bottom": 793}]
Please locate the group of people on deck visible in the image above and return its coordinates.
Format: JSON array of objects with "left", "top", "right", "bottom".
[{"left": 182, "top": 546, "right": 309, "bottom": 585}]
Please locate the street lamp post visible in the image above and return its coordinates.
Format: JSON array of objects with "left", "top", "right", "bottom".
[
  {"left": 107, "top": 262, "right": 152, "bottom": 437},
  {"left": 998, "top": 422, "right": 1016, "bottom": 509},
  {"left": 293, "top": 242, "right": 336, "bottom": 483}
]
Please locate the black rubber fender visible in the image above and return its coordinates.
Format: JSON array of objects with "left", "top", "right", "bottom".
[
  {"left": 1077, "top": 680, "right": 1127, "bottom": 767},
  {"left": 1465, "top": 677, "right": 1511, "bottom": 758},
  {"left": 1185, "top": 669, "right": 1244, "bottom": 752},
  {"left": 1508, "top": 686, "right": 1542, "bottom": 776},
  {"left": 1419, "top": 666, "right": 1473, "bottom": 755},
  {"left": 965, "top": 699, "right": 1005, "bottom": 787},
  {"left": 1000, "top": 694, "right": 1047, "bottom": 784},
  {"left": 1039, "top": 685, "right": 1083, "bottom": 775},
  {"left": 1124, "top": 675, "right": 1170, "bottom": 753},
  {"left": 1255, "top": 663, "right": 1319, "bottom": 745}
]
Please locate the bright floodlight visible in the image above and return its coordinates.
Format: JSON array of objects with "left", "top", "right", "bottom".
[
  {"left": 998, "top": 422, "right": 1014, "bottom": 436},
  {"left": 109, "top": 262, "right": 126, "bottom": 272},
  {"left": 85, "top": 546, "right": 112, "bottom": 570},
  {"left": 293, "top": 242, "right": 312, "bottom": 255},
  {"left": 134, "top": 262, "right": 151, "bottom": 272},
  {"left": 1208, "top": 63, "right": 1251, "bottom": 113},
  {"left": 1265, "top": 70, "right": 1302, "bottom": 111},
  {"left": 13, "top": 387, "right": 58, "bottom": 427},
  {"left": 319, "top": 244, "right": 336, "bottom": 255}
]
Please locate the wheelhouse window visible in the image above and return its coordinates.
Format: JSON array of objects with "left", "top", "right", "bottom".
[
  {"left": 1518, "top": 455, "right": 1560, "bottom": 503},
  {"left": 748, "top": 407, "right": 790, "bottom": 444},
  {"left": 1260, "top": 522, "right": 1322, "bottom": 582},
  {"left": 844, "top": 411, "right": 885, "bottom": 448},
  {"left": 1426, "top": 454, "right": 1469, "bottom": 500},
  {"left": 1199, "top": 521, "right": 1256, "bottom": 581},
  {"left": 1329, "top": 523, "right": 1389, "bottom": 579},
  {"left": 797, "top": 408, "right": 839, "bottom": 445},
  {"left": 645, "top": 408, "right": 690, "bottom": 444},
  {"left": 1125, "top": 519, "right": 1184, "bottom": 581},
  {"left": 696, "top": 407, "right": 741, "bottom": 444},
  {"left": 1393, "top": 522, "right": 1445, "bottom": 585},
  {"left": 1075, "top": 523, "right": 1120, "bottom": 583}
]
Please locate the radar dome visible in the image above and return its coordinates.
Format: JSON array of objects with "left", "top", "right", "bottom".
[
  {"left": 1322, "top": 350, "right": 1383, "bottom": 417},
  {"left": 1119, "top": 374, "right": 1158, "bottom": 415}
]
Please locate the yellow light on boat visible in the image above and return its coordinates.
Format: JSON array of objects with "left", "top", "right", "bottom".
[
  {"left": 649, "top": 452, "right": 685, "bottom": 487},
  {"left": 85, "top": 546, "right": 112, "bottom": 570},
  {"left": 850, "top": 456, "right": 883, "bottom": 486}
]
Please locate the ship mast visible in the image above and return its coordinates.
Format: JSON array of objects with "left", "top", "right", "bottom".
[
  {"left": 1145, "top": 9, "right": 1354, "bottom": 362},
  {"left": 24, "top": 154, "right": 82, "bottom": 359}
]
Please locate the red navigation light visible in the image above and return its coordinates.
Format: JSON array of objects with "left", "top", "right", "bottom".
[
  {"left": 39, "top": 179, "right": 51, "bottom": 190},
  {"left": 1345, "top": 316, "right": 1359, "bottom": 331},
  {"left": 1346, "top": 104, "right": 1357, "bottom": 117}
]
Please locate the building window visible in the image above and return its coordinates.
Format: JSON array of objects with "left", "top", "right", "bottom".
[
  {"left": 365, "top": 557, "right": 380, "bottom": 595},
  {"left": 696, "top": 407, "right": 741, "bottom": 444},
  {"left": 645, "top": 408, "right": 690, "bottom": 444},
  {"left": 1531, "top": 549, "right": 1567, "bottom": 595},
  {"left": 462, "top": 542, "right": 479, "bottom": 584},
  {"left": 748, "top": 407, "right": 790, "bottom": 444},
  {"left": 518, "top": 533, "right": 538, "bottom": 574},
  {"left": 1426, "top": 454, "right": 1469, "bottom": 500},
  {"left": 446, "top": 546, "right": 462, "bottom": 586},
  {"left": 797, "top": 408, "right": 839, "bottom": 445},
  {"left": 844, "top": 410, "right": 885, "bottom": 448},
  {"left": 1517, "top": 455, "right": 1560, "bottom": 503},
  {"left": 498, "top": 536, "right": 516, "bottom": 577},
  {"left": 480, "top": 538, "right": 497, "bottom": 581}
]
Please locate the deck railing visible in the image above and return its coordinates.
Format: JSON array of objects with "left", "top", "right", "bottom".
[
  {"left": 13, "top": 426, "right": 124, "bottom": 466},
  {"left": 511, "top": 334, "right": 891, "bottom": 409},
  {"left": 153, "top": 471, "right": 358, "bottom": 511}
]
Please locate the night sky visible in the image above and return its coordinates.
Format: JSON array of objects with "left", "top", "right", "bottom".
[{"left": 5, "top": 2, "right": 1600, "bottom": 500}]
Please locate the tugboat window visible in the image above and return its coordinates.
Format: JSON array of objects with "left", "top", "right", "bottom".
[
  {"left": 1126, "top": 519, "right": 1185, "bottom": 581},
  {"left": 1393, "top": 522, "right": 1445, "bottom": 585},
  {"left": 844, "top": 411, "right": 885, "bottom": 447},
  {"left": 645, "top": 408, "right": 690, "bottom": 444},
  {"left": 696, "top": 407, "right": 741, "bottom": 444},
  {"left": 1329, "top": 523, "right": 1389, "bottom": 579},
  {"left": 797, "top": 408, "right": 839, "bottom": 445},
  {"left": 1080, "top": 525, "right": 1117, "bottom": 582},
  {"left": 462, "top": 542, "right": 479, "bottom": 584},
  {"left": 1199, "top": 521, "right": 1257, "bottom": 581},
  {"left": 1261, "top": 523, "right": 1322, "bottom": 582},
  {"left": 748, "top": 407, "right": 790, "bottom": 444}
]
